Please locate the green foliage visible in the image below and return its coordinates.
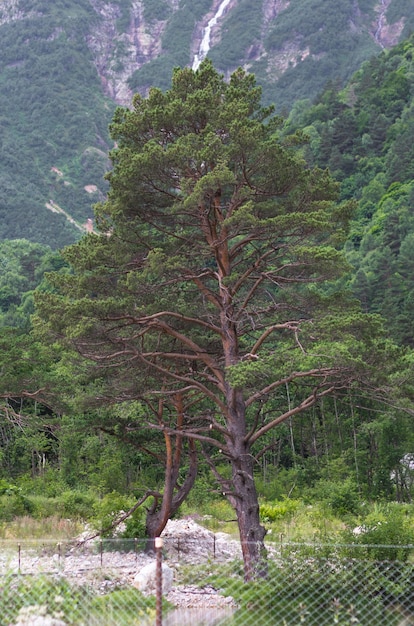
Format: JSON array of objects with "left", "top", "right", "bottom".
[
  {"left": 122, "top": 508, "right": 147, "bottom": 538},
  {"left": 1, "top": 22, "right": 414, "bottom": 558},
  {"left": 209, "top": 0, "right": 262, "bottom": 68},
  {"left": 56, "top": 490, "right": 96, "bottom": 519},
  {"left": 142, "top": 0, "right": 171, "bottom": 22},
  {"left": 0, "top": 575, "right": 90, "bottom": 626},
  {"left": 0, "top": 574, "right": 162, "bottom": 626},
  {"left": 0, "top": 478, "right": 22, "bottom": 496},
  {"left": 91, "top": 492, "right": 135, "bottom": 536},
  {"left": 90, "top": 587, "right": 171, "bottom": 623},
  {"left": 182, "top": 474, "right": 217, "bottom": 508},
  {"left": 259, "top": 0, "right": 379, "bottom": 108},
  {"left": 34, "top": 61, "right": 411, "bottom": 578},
  {"left": 341, "top": 503, "right": 414, "bottom": 561},
  {"left": 130, "top": 0, "right": 211, "bottom": 91},
  {"left": 0, "top": 240, "right": 64, "bottom": 327},
  {"left": 17, "top": 469, "right": 67, "bottom": 499},
  {"left": 0, "top": 0, "right": 411, "bottom": 248},
  {"left": 205, "top": 558, "right": 409, "bottom": 626},
  {"left": 259, "top": 498, "right": 301, "bottom": 522},
  {"left": 0, "top": 5, "right": 113, "bottom": 246},
  {"left": 0, "top": 488, "right": 33, "bottom": 521},
  {"left": 287, "top": 35, "right": 414, "bottom": 349},
  {"left": 311, "top": 478, "right": 361, "bottom": 516}
]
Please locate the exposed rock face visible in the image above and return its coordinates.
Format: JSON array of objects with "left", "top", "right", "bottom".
[
  {"left": 82, "top": 0, "right": 407, "bottom": 107},
  {"left": 373, "top": 0, "right": 405, "bottom": 48},
  {"left": 0, "top": 0, "right": 28, "bottom": 26},
  {"left": 263, "top": 0, "right": 290, "bottom": 22},
  {"left": 86, "top": 0, "right": 167, "bottom": 105}
]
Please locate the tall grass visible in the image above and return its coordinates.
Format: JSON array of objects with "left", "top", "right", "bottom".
[{"left": 0, "top": 516, "right": 82, "bottom": 541}]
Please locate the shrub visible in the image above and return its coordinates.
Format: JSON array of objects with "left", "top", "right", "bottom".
[
  {"left": 203, "top": 558, "right": 401, "bottom": 626},
  {"left": 0, "top": 575, "right": 167, "bottom": 626},
  {"left": 26, "top": 495, "right": 59, "bottom": 519},
  {"left": 56, "top": 490, "right": 96, "bottom": 519},
  {"left": 0, "top": 481, "right": 33, "bottom": 521},
  {"left": 122, "top": 508, "right": 146, "bottom": 539},
  {"left": 91, "top": 492, "right": 135, "bottom": 536},
  {"left": 16, "top": 470, "right": 67, "bottom": 498},
  {"left": 341, "top": 503, "right": 414, "bottom": 561},
  {"left": 311, "top": 478, "right": 360, "bottom": 516},
  {"left": 259, "top": 498, "right": 301, "bottom": 522}
]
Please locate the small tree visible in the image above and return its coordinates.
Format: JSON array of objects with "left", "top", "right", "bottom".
[{"left": 37, "top": 61, "right": 381, "bottom": 578}]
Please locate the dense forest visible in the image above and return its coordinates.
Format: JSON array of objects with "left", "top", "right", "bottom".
[
  {"left": 1, "top": 31, "right": 414, "bottom": 574},
  {"left": 0, "top": 0, "right": 114, "bottom": 247}
]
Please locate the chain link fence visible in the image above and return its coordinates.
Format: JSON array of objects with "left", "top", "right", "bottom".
[{"left": 0, "top": 536, "right": 413, "bottom": 625}]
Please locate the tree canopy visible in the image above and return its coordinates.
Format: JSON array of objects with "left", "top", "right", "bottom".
[{"left": 36, "top": 60, "right": 391, "bottom": 578}]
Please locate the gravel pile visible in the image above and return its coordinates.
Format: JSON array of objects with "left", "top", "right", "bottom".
[{"left": 0, "top": 519, "right": 242, "bottom": 612}]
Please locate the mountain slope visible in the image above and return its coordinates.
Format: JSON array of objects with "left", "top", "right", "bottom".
[
  {"left": 286, "top": 34, "right": 414, "bottom": 346},
  {"left": 0, "top": 0, "right": 412, "bottom": 246}
]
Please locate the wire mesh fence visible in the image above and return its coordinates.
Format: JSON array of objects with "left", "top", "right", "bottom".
[{"left": 0, "top": 535, "right": 413, "bottom": 625}]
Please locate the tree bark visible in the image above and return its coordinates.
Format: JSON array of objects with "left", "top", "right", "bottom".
[
  {"left": 145, "top": 437, "right": 198, "bottom": 550},
  {"left": 224, "top": 387, "right": 267, "bottom": 580},
  {"left": 230, "top": 443, "right": 267, "bottom": 580}
]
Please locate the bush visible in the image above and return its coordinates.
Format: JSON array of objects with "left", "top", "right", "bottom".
[
  {"left": 341, "top": 503, "right": 414, "bottom": 561},
  {"left": 204, "top": 558, "right": 403, "bottom": 626},
  {"left": 122, "top": 508, "right": 146, "bottom": 539},
  {"left": 26, "top": 495, "right": 59, "bottom": 519},
  {"left": 0, "top": 492, "right": 33, "bottom": 521},
  {"left": 56, "top": 490, "right": 96, "bottom": 519},
  {"left": 0, "top": 574, "right": 166, "bottom": 626},
  {"left": 0, "top": 481, "right": 33, "bottom": 520},
  {"left": 259, "top": 498, "right": 301, "bottom": 522},
  {"left": 91, "top": 492, "right": 135, "bottom": 536},
  {"left": 16, "top": 470, "right": 67, "bottom": 498},
  {"left": 184, "top": 475, "right": 216, "bottom": 507},
  {"left": 311, "top": 478, "right": 360, "bottom": 516}
]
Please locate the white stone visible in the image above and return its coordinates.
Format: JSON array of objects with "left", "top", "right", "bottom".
[{"left": 133, "top": 561, "right": 174, "bottom": 594}]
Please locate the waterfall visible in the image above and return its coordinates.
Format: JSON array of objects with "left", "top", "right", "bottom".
[
  {"left": 374, "top": 0, "right": 387, "bottom": 49},
  {"left": 192, "top": 0, "right": 232, "bottom": 70}
]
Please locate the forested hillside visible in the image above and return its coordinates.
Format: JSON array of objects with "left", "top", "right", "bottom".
[
  {"left": 287, "top": 34, "right": 414, "bottom": 347},
  {"left": 0, "top": 0, "right": 114, "bottom": 247},
  {"left": 0, "top": 0, "right": 411, "bottom": 246}
]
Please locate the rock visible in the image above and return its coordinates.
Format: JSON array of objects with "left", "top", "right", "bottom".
[
  {"left": 133, "top": 561, "right": 174, "bottom": 594},
  {"left": 161, "top": 519, "right": 242, "bottom": 562},
  {"left": 13, "top": 605, "right": 66, "bottom": 626},
  {"left": 161, "top": 519, "right": 215, "bottom": 560}
]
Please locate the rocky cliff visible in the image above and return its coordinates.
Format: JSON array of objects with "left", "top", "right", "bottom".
[{"left": 81, "top": 0, "right": 408, "bottom": 107}]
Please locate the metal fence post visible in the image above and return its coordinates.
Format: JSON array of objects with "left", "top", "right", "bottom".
[{"left": 155, "top": 537, "right": 163, "bottom": 626}]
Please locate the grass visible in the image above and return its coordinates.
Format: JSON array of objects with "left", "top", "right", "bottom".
[
  {"left": 182, "top": 497, "right": 347, "bottom": 543},
  {"left": 264, "top": 502, "right": 347, "bottom": 544},
  {"left": 0, "top": 494, "right": 413, "bottom": 626},
  {"left": 173, "top": 556, "right": 412, "bottom": 626},
  {"left": 0, "top": 516, "right": 82, "bottom": 541},
  {"left": 0, "top": 575, "right": 165, "bottom": 626}
]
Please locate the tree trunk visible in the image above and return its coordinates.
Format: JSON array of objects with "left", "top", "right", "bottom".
[
  {"left": 224, "top": 388, "right": 267, "bottom": 580},
  {"left": 145, "top": 439, "right": 198, "bottom": 551},
  {"left": 229, "top": 440, "right": 267, "bottom": 580}
]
